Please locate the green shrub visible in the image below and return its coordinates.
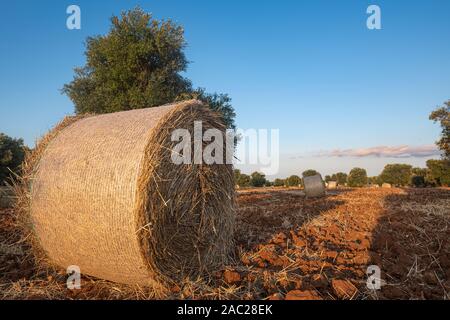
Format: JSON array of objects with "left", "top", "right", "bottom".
[
  {"left": 426, "top": 159, "right": 450, "bottom": 186},
  {"left": 302, "top": 169, "right": 318, "bottom": 178},
  {"left": 411, "top": 175, "right": 426, "bottom": 187},
  {"left": 250, "top": 172, "right": 266, "bottom": 188},
  {"left": 347, "top": 168, "right": 368, "bottom": 187},
  {"left": 379, "top": 164, "right": 412, "bottom": 186},
  {"left": 429, "top": 101, "right": 449, "bottom": 159},
  {"left": 334, "top": 172, "right": 348, "bottom": 185},
  {"left": 285, "top": 175, "right": 301, "bottom": 187},
  {"left": 0, "top": 133, "right": 26, "bottom": 185},
  {"left": 236, "top": 173, "right": 251, "bottom": 187}
]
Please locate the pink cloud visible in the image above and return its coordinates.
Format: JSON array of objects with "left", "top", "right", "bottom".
[{"left": 317, "top": 145, "right": 440, "bottom": 158}]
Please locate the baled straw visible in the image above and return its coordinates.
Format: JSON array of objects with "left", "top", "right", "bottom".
[
  {"left": 17, "top": 100, "right": 235, "bottom": 293},
  {"left": 327, "top": 181, "right": 337, "bottom": 190},
  {"left": 303, "top": 174, "right": 326, "bottom": 197}
]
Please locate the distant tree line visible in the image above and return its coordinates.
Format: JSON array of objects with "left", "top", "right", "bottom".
[
  {"left": 234, "top": 100, "right": 449, "bottom": 189},
  {"left": 235, "top": 169, "right": 327, "bottom": 188},
  {"left": 234, "top": 160, "right": 449, "bottom": 189},
  {"left": 372, "top": 161, "right": 449, "bottom": 187}
]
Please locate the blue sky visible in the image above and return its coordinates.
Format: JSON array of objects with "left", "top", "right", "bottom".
[{"left": 1, "top": 0, "right": 449, "bottom": 177}]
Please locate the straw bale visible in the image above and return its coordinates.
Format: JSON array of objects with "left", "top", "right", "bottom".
[
  {"left": 327, "top": 181, "right": 337, "bottom": 190},
  {"left": 16, "top": 100, "right": 235, "bottom": 292},
  {"left": 303, "top": 174, "right": 325, "bottom": 197}
]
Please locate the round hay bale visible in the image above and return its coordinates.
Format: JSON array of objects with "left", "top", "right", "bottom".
[
  {"left": 18, "top": 100, "right": 235, "bottom": 292},
  {"left": 303, "top": 174, "right": 325, "bottom": 197},
  {"left": 382, "top": 183, "right": 392, "bottom": 188},
  {"left": 327, "top": 181, "right": 337, "bottom": 190}
]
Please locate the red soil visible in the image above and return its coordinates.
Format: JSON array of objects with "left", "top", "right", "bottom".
[
  {"left": 224, "top": 187, "right": 450, "bottom": 300},
  {"left": 0, "top": 187, "right": 449, "bottom": 299}
]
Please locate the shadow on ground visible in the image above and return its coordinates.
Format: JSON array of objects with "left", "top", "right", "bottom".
[
  {"left": 369, "top": 188, "right": 450, "bottom": 299},
  {"left": 235, "top": 188, "right": 346, "bottom": 250}
]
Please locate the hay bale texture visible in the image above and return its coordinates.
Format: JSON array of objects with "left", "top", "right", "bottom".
[
  {"left": 303, "top": 174, "right": 326, "bottom": 197},
  {"left": 18, "top": 100, "right": 235, "bottom": 291}
]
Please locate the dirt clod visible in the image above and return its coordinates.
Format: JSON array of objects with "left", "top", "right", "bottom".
[
  {"left": 331, "top": 279, "right": 358, "bottom": 299},
  {"left": 223, "top": 269, "right": 241, "bottom": 284},
  {"left": 285, "top": 290, "right": 322, "bottom": 300},
  {"left": 267, "top": 293, "right": 283, "bottom": 300}
]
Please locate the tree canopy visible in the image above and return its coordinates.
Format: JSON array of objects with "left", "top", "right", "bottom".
[
  {"left": 379, "top": 164, "right": 412, "bottom": 186},
  {"left": 233, "top": 169, "right": 241, "bottom": 183},
  {"left": 236, "top": 174, "right": 251, "bottom": 188},
  {"left": 250, "top": 172, "right": 266, "bottom": 187},
  {"left": 0, "top": 133, "right": 27, "bottom": 185},
  {"left": 412, "top": 167, "right": 428, "bottom": 178},
  {"left": 176, "top": 89, "right": 236, "bottom": 130},
  {"left": 334, "top": 172, "right": 348, "bottom": 185},
  {"left": 429, "top": 100, "right": 449, "bottom": 159},
  {"left": 368, "top": 176, "right": 381, "bottom": 186},
  {"left": 426, "top": 159, "right": 450, "bottom": 186},
  {"left": 63, "top": 7, "right": 235, "bottom": 129},
  {"left": 302, "top": 169, "right": 318, "bottom": 178},
  {"left": 347, "top": 167, "right": 368, "bottom": 187},
  {"left": 285, "top": 175, "right": 301, "bottom": 187}
]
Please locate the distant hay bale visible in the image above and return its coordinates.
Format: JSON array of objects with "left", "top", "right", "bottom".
[
  {"left": 382, "top": 183, "right": 392, "bottom": 189},
  {"left": 327, "top": 181, "right": 337, "bottom": 190},
  {"left": 16, "top": 100, "right": 235, "bottom": 293},
  {"left": 303, "top": 174, "right": 325, "bottom": 197}
]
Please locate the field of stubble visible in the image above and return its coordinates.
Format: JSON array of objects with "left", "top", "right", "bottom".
[{"left": 1, "top": 187, "right": 449, "bottom": 300}]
